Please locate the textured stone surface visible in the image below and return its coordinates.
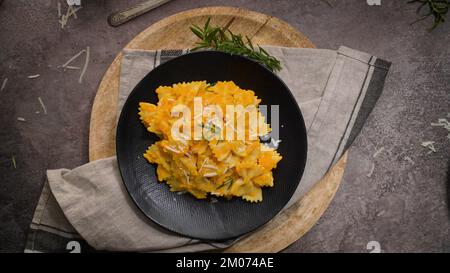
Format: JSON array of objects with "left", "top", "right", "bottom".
[{"left": 0, "top": 0, "right": 448, "bottom": 252}]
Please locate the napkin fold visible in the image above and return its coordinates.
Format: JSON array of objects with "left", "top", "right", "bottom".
[{"left": 24, "top": 46, "right": 390, "bottom": 253}]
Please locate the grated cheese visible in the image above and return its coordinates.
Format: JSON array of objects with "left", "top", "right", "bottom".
[
  {"left": 373, "top": 147, "right": 385, "bottom": 158},
  {"left": 67, "top": 0, "right": 82, "bottom": 5},
  {"left": 38, "top": 97, "right": 48, "bottom": 115},
  {"left": 182, "top": 169, "right": 190, "bottom": 185},
  {"left": 431, "top": 118, "right": 450, "bottom": 130},
  {"left": 203, "top": 164, "right": 218, "bottom": 170},
  {"left": 58, "top": 2, "right": 61, "bottom": 17},
  {"left": 68, "top": 5, "right": 77, "bottom": 19},
  {"left": 0, "top": 78, "right": 7, "bottom": 92},
  {"left": 165, "top": 145, "right": 181, "bottom": 154},
  {"left": 69, "top": 6, "right": 82, "bottom": 19},
  {"left": 65, "top": 66, "right": 81, "bottom": 70},
  {"left": 27, "top": 74, "right": 40, "bottom": 79},
  {"left": 78, "top": 46, "right": 89, "bottom": 84},
  {"left": 260, "top": 144, "right": 272, "bottom": 151},
  {"left": 62, "top": 49, "right": 86, "bottom": 68},
  {"left": 367, "top": 162, "right": 375, "bottom": 177},
  {"left": 260, "top": 134, "right": 270, "bottom": 141},
  {"left": 198, "top": 158, "right": 208, "bottom": 172},
  {"left": 17, "top": 117, "right": 26, "bottom": 122},
  {"left": 376, "top": 210, "right": 385, "bottom": 217},
  {"left": 421, "top": 141, "right": 437, "bottom": 153},
  {"left": 59, "top": 6, "right": 70, "bottom": 29},
  {"left": 203, "top": 172, "right": 217, "bottom": 177},
  {"left": 59, "top": 4, "right": 82, "bottom": 29},
  {"left": 430, "top": 117, "right": 450, "bottom": 141}
]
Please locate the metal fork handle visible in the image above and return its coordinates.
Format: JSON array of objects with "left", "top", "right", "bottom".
[{"left": 108, "top": 0, "right": 171, "bottom": 27}]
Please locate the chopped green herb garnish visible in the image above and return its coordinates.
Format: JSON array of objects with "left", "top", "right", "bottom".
[{"left": 217, "top": 178, "right": 233, "bottom": 190}]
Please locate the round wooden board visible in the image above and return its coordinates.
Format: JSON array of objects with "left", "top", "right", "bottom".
[{"left": 89, "top": 6, "right": 347, "bottom": 252}]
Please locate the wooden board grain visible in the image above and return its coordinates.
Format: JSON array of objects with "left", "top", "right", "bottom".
[{"left": 89, "top": 6, "right": 346, "bottom": 252}]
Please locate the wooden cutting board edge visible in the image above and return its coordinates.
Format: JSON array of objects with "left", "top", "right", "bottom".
[{"left": 88, "top": 6, "right": 347, "bottom": 253}]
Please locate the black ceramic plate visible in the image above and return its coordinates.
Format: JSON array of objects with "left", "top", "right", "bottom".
[{"left": 116, "top": 51, "right": 307, "bottom": 240}]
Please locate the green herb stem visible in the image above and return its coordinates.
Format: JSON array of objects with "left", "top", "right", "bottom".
[
  {"left": 190, "top": 18, "right": 282, "bottom": 72},
  {"left": 408, "top": 0, "right": 449, "bottom": 30}
]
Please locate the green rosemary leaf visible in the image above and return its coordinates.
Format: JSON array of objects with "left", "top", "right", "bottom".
[
  {"left": 11, "top": 155, "right": 16, "bottom": 169},
  {"left": 190, "top": 26, "right": 204, "bottom": 39},
  {"left": 246, "top": 36, "right": 254, "bottom": 50},
  {"left": 189, "top": 18, "right": 282, "bottom": 72},
  {"left": 258, "top": 46, "right": 270, "bottom": 56},
  {"left": 204, "top": 17, "right": 211, "bottom": 32},
  {"left": 408, "top": 0, "right": 449, "bottom": 30}
]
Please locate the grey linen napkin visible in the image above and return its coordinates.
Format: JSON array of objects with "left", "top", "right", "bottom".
[{"left": 24, "top": 46, "right": 390, "bottom": 253}]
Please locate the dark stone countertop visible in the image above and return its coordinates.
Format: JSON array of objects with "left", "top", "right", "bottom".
[{"left": 0, "top": 0, "right": 449, "bottom": 252}]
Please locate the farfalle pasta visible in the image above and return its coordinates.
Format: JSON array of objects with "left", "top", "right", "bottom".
[{"left": 139, "top": 81, "right": 281, "bottom": 202}]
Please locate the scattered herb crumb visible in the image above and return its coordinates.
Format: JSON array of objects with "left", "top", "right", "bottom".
[{"left": 38, "top": 97, "right": 47, "bottom": 115}]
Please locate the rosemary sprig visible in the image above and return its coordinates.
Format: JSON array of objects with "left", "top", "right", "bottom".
[
  {"left": 190, "top": 18, "right": 282, "bottom": 72},
  {"left": 408, "top": 0, "right": 449, "bottom": 30}
]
